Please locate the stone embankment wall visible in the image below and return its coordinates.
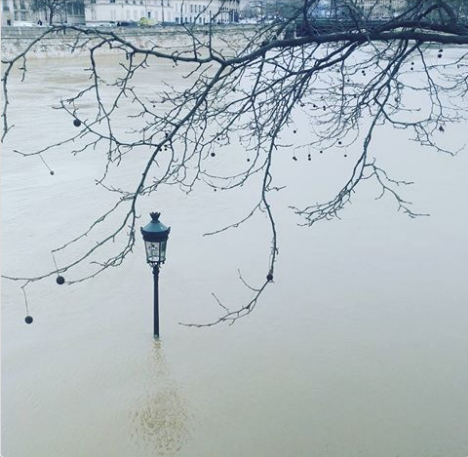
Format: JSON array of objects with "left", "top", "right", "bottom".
[{"left": 1, "top": 25, "right": 257, "bottom": 60}]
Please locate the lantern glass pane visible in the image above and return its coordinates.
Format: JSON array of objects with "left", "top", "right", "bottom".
[
  {"left": 144, "top": 239, "right": 168, "bottom": 264},
  {"left": 160, "top": 240, "right": 167, "bottom": 262},
  {"left": 145, "top": 241, "right": 161, "bottom": 263}
]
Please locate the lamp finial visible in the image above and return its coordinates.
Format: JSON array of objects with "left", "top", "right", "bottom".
[{"left": 150, "top": 212, "right": 161, "bottom": 222}]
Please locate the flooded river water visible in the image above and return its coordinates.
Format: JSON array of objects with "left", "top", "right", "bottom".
[{"left": 2, "top": 52, "right": 468, "bottom": 457}]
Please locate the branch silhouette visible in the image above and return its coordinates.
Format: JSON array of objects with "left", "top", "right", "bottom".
[{"left": 2, "top": 0, "right": 468, "bottom": 324}]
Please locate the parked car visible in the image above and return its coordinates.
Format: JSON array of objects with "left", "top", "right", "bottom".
[
  {"left": 116, "top": 21, "right": 138, "bottom": 27},
  {"left": 138, "top": 17, "right": 157, "bottom": 27}
]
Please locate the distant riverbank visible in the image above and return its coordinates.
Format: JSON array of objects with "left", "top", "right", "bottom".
[{"left": 1, "top": 25, "right": 257, "bottom": 59}]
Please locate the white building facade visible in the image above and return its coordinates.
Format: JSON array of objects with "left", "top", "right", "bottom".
[
  {"left": 1, "top": 0, "right": 31, "bottom": 24},
  {"left": 85, "top": 0, "right": 239, "bottom": 24}
]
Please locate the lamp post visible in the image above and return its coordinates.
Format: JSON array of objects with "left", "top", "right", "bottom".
[{"left": 141, "top": 212, "right": 171, "bottom": 338}]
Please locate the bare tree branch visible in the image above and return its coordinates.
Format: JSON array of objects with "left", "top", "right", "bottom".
[{"left": 2, "top": 0, "right": 468, "bottom": 324}]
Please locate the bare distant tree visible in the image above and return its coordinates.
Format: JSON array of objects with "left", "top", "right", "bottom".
[
  {"left": 30, "top": 0, "right": 84, "bottom": 25},
  {"left": 2, "top": 0, "right": 468, "bottom": 325}
]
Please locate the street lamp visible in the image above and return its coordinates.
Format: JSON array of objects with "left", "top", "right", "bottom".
[{"left": 141, "top": 212, "right": 171, "bottom": 338}]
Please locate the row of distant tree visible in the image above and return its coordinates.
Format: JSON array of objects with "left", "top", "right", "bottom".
[
  {"left": 321, "top": 0, "right": 468, "bottom": 21},
  {"left": 240, "top": 0, "right": 302, "bottom": 21},
  {"left": 241, "top": 0, "right": 468, "bottom": 22}
]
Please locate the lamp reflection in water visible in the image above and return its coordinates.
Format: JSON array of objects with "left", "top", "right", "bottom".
[{"left": 130, "top": 341, "right": 193, "bottom": 456}]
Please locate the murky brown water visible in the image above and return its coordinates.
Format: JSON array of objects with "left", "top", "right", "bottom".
[{"left": 2, "top": 52, "right": 468, "bottom": 457}]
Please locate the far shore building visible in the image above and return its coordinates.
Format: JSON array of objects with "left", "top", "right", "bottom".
[
  {"left": 354, "top": 0, "right": 408, "bottom": 18},
  {"left": 0, "top": 0, "right": 238, "bottom": 25},
  {"left": 1, "top": 0, "right": 31, "bottom": 24},
  {"left": 85, "top": 0, "right": 240, "bottom": 24},
  {"left": 1, "top": 0, "right": 85, "bottom": 25}
]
